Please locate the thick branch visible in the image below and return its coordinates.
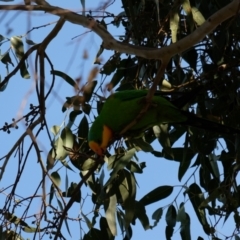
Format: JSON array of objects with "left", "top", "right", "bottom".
[
  {"left": 37, "top": 17, "right": 65, "bottom": 116},
  {"left": 0, "top": 0, "right": 239, "bottom": 61}
]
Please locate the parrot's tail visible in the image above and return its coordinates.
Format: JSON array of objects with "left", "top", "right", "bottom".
[{"left": 181, "top": 111, "right": 240, "bottom": 135}]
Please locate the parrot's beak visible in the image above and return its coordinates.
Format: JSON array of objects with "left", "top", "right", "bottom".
[
  {"left": 89, "top": 125, "right": 113, "bottom": 156},
  {"left": 89, "top": 141, "right": 106, "bottom": 156}
]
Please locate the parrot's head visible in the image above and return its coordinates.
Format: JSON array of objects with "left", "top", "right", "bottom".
[{"left": 88, "top": 118, "right": 113, "bottom": 156}]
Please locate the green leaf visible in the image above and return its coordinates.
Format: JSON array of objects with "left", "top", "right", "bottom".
[
  {"left": 108, "top": 57, "right": 136, "bottom": 90},
  {"left": 113, "top": 12, "right": 125, "bottom": 27},
  {"left": 130, "top": 137, "right": 154, "bottom": 152},
  {"left": 50, "top": 125, "right": 61, "bottom": 136},
  {"left": 139, "top": 185, "right": 173, "bottom": 206},
  {"left": 51, "top": 70, "right": 78, "bottom": 89},
  {"left": 208, "top": 153, "right": 220, "bottom": 179},
  {"left": 126, "top": 161, "right": 144, "bottom": 173},
  {"left": 235, "top": 234, "right": 240, "bottom": 240},
  {"left": 51, "top": 172, "right": 61, "bottom": 187},
  {"left": 152, "top": 207, "right": 163, "bottom": 228},
  {"left": 100, "top": 217, "right": 114, "bottom": 240},
  {"left": 1, "top": 230, "right": 24, "bottom": 240},
  {"left": 116, "top": 210, "right": 125, "bottom": 235},
  {"left": 61, "top": 158, "right": 74, "bottom": 171},
  {"left": 0, "top": 51, "right": 14, "bottom": 66},
  {"left": 80, "top": 0, "right": 85, "bottom": 16},
  {"left": 192, "top": 7, "right": 205, "bottom": 26},
  {"left": 49, "top": 184, "right": 54, "bottom": 205},
  {"left": 161, "top": 79, "right": 172, "bottom": 90},
  {"left": 83, "top": 228, "right": 105, "bottom": 240},
  {"left": 10, "top": 36, "right": 30, "bottom": 79},
  {"left": 25, "top": 38, "right": 36, "bottom": 45},
  {"left": 105, "top": 194, "right": 117, "bottom": 236},
  {"left": 22, "top": 226, "right": 40, "bottom": 233},
  {"left": 169, "top": 126, "right": 187, "bottom": 145},
  {"left": 187, "top": 183, "right": 211, "bottom": 235},
  {"left": 100, "top": 54, "right": 119, "bottom": 75},
  {"left": 0, "top": 34, "right": 5, "bottom": 42},
  {"left": 199, "top": 188, "right": 221, "bottom": 209},
  {"left": 51, "top": 171, "right": 61, "bottom": 187},
  {"left": 65, "top": 171, "right": 69, "bottom": 196},
  {"left": 170, "top": 7, "right": 179, "bottom": 43},
  {"left": 0, "top": 75, "right": 9, "bottom": 92},
  {"left": 134, "top": 201, "right": 150, "bottom": 230},
  {"left": 62, "top": 182, "right": 81, "bottom": 203},
  {"left": 69, "top": 110, "right": 82, "bottom": 123},
  {"left": 4, "top": 212, "right": 30, "bottom": 227},
  {"left": 154, "top": 124, "right": 172, "bottom": 157},
  {"left": 124, "top": 199, "right": 135, "bottom": 230},
  {"left": 83, "top": 80, "right": 97, "bottom": 102},
  {"left": 47, "top": 138, "right": 68, "bottom": 170},
  {"left": 165, "top": 205, "right": 176, "bottom": 227},
  {"left": 81, "top": 158, "right": 96, "bottom": 171},
  {"left": 180, "top": 213, "right": 191, "bottom": 240},
  {"left": 78, "top": 115, "right": 89, "bottom": 142},
  {"left": 178, "top": 133, "right": 192, "bottom": 181},
  {"left": 47, "top": 149, "right": 55, "bottom": 170},
  {"left": 82, "top": 211, "right": 93, "bottom": 230},
  {"left": 164, "top": 147, "right": 196, "bottom": 163},
  {"left": 118, "top": 170, "right": 136, "bottom": 228},
  {"left": 105, "top": 149, "right": 136, "bottom": 187},
  {"left": 181, "top": 0, "right": 195, "bottom": 32},
  {"left": 94, "top": 44, "right": 104, "bottom": 64},
  {"left": 176, "top": 202, "right": 187, "bottom": 222},
  {"left": 109, "top": 66, "right": 124, "bottom": 90},
  {"left": 61, "top": 127, "right": 74, "bottom": 149},
  {"left": 117, "top": 169, "right": 136, "bottom": 203},
  {"left": 165, "top": 225, "right": 174, "bottom": 240},
  {"left": 82, "top": 103, "right": 91, "bottom": 115}
]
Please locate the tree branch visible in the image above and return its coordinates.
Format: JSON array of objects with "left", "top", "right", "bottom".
[{"left": 0, "top": 0, "right": 239, "bottom": 61}]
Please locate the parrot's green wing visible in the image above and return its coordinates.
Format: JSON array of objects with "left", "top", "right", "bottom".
[
  {"left": 88, "top": 90, "right": 187, "bottom": 149},
  {"left": 105, "top": 90, "right": 187, "bottom": 132}
]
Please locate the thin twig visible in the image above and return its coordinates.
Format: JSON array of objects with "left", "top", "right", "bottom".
[
  {"left": 0, "top": 117, "right": 42, "bottom": 180},
  {"left": 53, "top": 161, "right": 101, "bottom": 240}
]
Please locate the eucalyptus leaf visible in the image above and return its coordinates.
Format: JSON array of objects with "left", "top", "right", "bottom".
[
  {"left": 105, "top": 194, "right": 117, "bottom": 236},
  {"left": 51, "top": 171, "right": 61, "bottom": 187},
  {"left": 105, "top": 148, "right": 136, "bottom": 187},
  {"left": 51, "top": 70, "right": 78, "bottom": 89},
  {"left": 152, "top": 207, "right": 163, "bottom": 228},
  {"left": 10, "top": 36, "right": 30, "bottom": 79},
  {"left": 165, "top": 205, "right": 176, "bottom": 227},
  {"left": 139, "top": 185, "right": 173, "bottom": 206}
]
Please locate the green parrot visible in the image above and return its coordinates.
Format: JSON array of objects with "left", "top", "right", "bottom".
[{"left": 88, "top": 89, "right": 237, "bottom": 155}]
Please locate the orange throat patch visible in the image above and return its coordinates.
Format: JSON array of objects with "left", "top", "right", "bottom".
[
  {"left": 89, "top": 125, "right": 113, "bottom": 156},
  {"left": 101, "top": 125, "right": 113, "bottom": 150}
]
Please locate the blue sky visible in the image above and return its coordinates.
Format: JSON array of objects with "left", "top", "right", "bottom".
[{"left": 0, "top": 1, "right": 237, "bottom": 239}]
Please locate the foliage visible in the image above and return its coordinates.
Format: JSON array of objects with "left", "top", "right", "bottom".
[{"left": 0, "top": 0, "right": 240, "bottom": 239}]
